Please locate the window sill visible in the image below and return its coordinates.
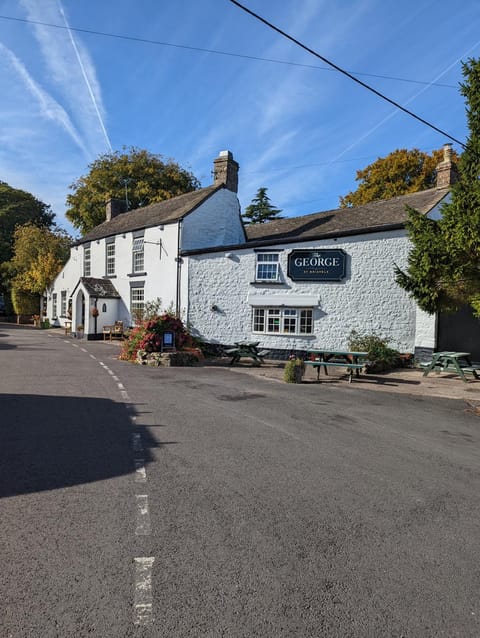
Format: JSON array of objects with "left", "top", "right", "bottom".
[
  {"left": 250, "top": 280, "right": 285, "bottom": 285},
  {"left": 127, "top": 272, "right": 147, "bottom": 277},
  {"left": 103, "top": 275, "right": 117, "bottom": 278},
  {"left": 252, "top": 332, "right": 315, "bottom": 337}
]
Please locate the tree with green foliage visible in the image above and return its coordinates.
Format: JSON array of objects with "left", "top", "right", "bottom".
[
  {"left": 66, "top": 147, "right": 201, "bottom": 234},
  {"left": 0, "top": 181, "right": 54, "bottom": 265},
  {"left": 7, "top": 223, "right": 71, "bottom": 316},
  {"left": 340, "top": 147, "right": 460, "bottom": 207},
  {"left": 396, "top": 58, "right": 480, "bottom": 316},
  {"left": 242, "top": 187, "right": 283, "bottom": 224}
]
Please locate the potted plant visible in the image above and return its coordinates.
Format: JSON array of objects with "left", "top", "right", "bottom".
[
  {"left": 283, "top": 356, "right": 305, "bottom": 383},
  {"left": 76, "top": 324, "right": 84, "bottom": 338}
]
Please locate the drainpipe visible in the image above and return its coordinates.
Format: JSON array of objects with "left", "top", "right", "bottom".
[
  {"left": 175, "top": 220, "right": 183, "bottom": 317},
  {"left": 94, "top": 297, "right": 98, "bottom": 335}
]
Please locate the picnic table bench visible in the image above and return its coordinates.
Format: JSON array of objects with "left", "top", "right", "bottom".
[
  {"left": 304, "top": 349, "right": 368, "bottom": 383},
  {"left": 225, "top": 341, "right": 270, "bottom": 365},
  {"left": 421, "top": 351, "right": 480, "bottom": 383},
  {"left": 103, "top": 321, "right": 124, "bottom": 341}
]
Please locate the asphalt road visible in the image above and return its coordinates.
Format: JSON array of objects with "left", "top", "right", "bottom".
[{"left": 1, "top": 324, "right": 480, "bottom": 637}]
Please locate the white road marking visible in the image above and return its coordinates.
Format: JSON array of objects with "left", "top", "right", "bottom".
[
  {"left": 120, "top": 390, "right": 130, "bottom": 401},
  {"left": 80, "top": 347, "right": 87, "bottom": 352},
  {"left": 107, "top": 370, "right": 115, "bottom": 376},
  {"left": 98, "top": 361, "right": 106, "bottom": 367},
  {"left": 132, "top": 433, "right": 143, "bottom": 453},
  {"left": 135, "top": 460, "right": 147, "bottom": 483},
  {"left": 90, "top": 354, "right": 96, "bottom": 360},
  {"left": 72, "top": 344, "right": 79, "bottom": 348},
  {"left": 63, "top": 340, "right": 70, "bottom": 343},
  {"left": 117, "top": 382, "right": 125, "bottom": 390},
  {"left": 135, "top": 495, "right": 151, "bottom": 535},
  {"left": 112, "top": 375, "right": 119, "bottom": 381},
  {"left": 133, "top": 557, "right": 155, "bottom": 625}
]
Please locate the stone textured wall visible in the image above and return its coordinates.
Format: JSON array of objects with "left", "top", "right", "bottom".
[{"left": 187, "top": 229, "right": 436, "bottom": 354}]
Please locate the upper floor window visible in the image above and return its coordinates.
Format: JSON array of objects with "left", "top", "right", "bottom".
[
  {"left": 83, "top": 245, "right": 91, "bottom": 276},
  {"left": 256, "top": 253, "right": 279, "bottom": 281},
  {"left": 132, "top": 237, "right": 144, "bottom": 273},
  {"left": 106, "top": 241, "right": 115, "bottom": 276},
  {"left": 252, "top": 307, "right": 313, "bottom": 334}
]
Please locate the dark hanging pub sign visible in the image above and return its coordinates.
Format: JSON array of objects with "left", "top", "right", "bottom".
[{"left": 287, "top": 249, "right": 347, "bottom": 281}]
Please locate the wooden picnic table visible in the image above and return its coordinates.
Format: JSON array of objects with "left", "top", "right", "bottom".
[
  {"left": 304, "top": 349, "right": 369, "bottom": 383},
  {"left": 224, "top": 341, "right": 270, "bottom": 365},
  {"left": 421, "top": 351, "right": 480, "bottom": 383}
]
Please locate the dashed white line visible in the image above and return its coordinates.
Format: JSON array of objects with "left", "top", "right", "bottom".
[
  {"left": 133, "top": 557, "right": 155, "bottom": 625},
  {"left": 132, "top": 433, "right": 143, "bottom": 453},
  {"left": 134, "top": 460, "right": 147, "bottom": 483},
  {"left": 120, "top": 390, "right": 130, "bottom": 401},
  {"left": 80, "top": 347, "right": 87, "bottom": 353},
  {"left": 112, "top": 375, "right": 120, "bottom": 381},
  {"left": 63, "top": 340, "right": 70, "bottom": 343},
  {"left": 117, "top": 382, "right": 125, "bottom": 390},
  {"left": 72, "top": 344, "right": 79, "bottom": 348},
  {"left": 107, "top": 369, "right": 115, "bottom": 375},
  {"left": 90, "top": 354, "right": 97, "bottom": 360},
  {"left": 135, "top": 495, "right": 151, "bottom": 535}
]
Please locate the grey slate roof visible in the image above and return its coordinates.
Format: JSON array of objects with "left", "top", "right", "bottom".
[
  {"left": 245, "top": 187, "right": 449, "bottom": 243},
  {"left": 80, "top": 277, "right": 120, "bottom": 298},
  {"left": 78, "top": 185, "right": 221, "bottom": 244}
]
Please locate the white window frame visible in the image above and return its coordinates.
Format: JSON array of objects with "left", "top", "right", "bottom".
[
  {"left": 130, "top": 286, "right": 145, "bottom": 314},
  {"left": 132, "top": 237, "right": 144, "bottom": 273},
  {"left": 106, "top": 241, "right": 115, "bottom": 276},
  {"left": 83, "top": 245, "right": 91, "bottom": 276},
  {"left": 252, "top": 307, "right": 313, "bottom": 335},
  {"left": 60, "top": 291, "right": 67, "bottom": 317},
  {"left": 52, "top": 293, "right": 57, "bottom": 318},
  {"left": 255, "top": 252, "right": 279, "bottom": 282}
]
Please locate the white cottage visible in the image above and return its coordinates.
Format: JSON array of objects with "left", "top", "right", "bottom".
[
  {"left": 46, "top": 151, "right": 245, "bottom": 338},
  {"left": 184, "top": 146, "right": 459, "bottom": 361}
]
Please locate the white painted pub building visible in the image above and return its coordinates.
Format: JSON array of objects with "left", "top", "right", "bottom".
[{"left": 47, "top": 147, "right": 459, "bottom": 360}]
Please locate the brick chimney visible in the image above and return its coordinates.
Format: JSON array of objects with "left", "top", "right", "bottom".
[
  {"left": 105, "top": 198, "right": 128, "bottom": 222},
  {"left": 213, "top": 150, "right": 239, "bottom": 193},
  {"left": 436, "top": 143, "right": 458, "bottom": 188}
]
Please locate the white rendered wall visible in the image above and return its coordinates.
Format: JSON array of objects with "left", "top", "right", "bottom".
[
  {"left": 47, "top": 222, "right": 181, "bottom": 331},
  {"left": 181, "top": 189, "right": 244, "bottom": 251},
  {"left": 187, "top": 229, "right": 435, "bottom": 353}
]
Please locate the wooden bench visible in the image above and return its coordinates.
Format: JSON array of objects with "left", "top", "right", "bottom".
[{"left": 304, "top": 360, "right": 364, "bottom": 383}]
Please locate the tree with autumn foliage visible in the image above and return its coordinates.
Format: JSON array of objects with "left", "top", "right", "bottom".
[
  {"left": 339, "top": 147, "right": 460, "bottom": 207},
  {"left": 396, "top": 58, "right": 480, "bottom": 316},
  {"left": 6, "top": 224, "right": 71, "bottom": 316},
  {"left": 66, "top": 147, "right": 200, "bottom": 234}
]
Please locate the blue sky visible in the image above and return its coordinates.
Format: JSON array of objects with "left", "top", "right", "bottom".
[{"left": 0, "top": 0, "right": 479, "bottom": 238}]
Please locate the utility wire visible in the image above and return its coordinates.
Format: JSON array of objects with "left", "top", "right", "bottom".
[
  {"left": 229, "top": 0, "right": 466, "bottom": 150},
  {"left": 0, "top": 13, "right": 457, "bottom": 90}
]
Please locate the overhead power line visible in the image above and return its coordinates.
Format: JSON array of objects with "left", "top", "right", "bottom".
[
  {"left": 229, "top": 0, "right": 466, "bottom": 150},
  {"left": 0, "top": 13, "right": 457, "bottom": 90}
]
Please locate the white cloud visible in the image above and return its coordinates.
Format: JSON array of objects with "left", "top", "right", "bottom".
[
  {"left": 0, "top": 43, "right": 88, "bottom": 155},
  {"left": 19, "top": 0, "right": 111, "bottom": 155}
]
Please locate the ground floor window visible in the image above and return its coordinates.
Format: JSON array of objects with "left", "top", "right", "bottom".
[
  {"left": 130, "top": 286, "right": 145, "bottom": 315},
  {"left": 52, "top": 293, "right": 57, "bottom": 318},
  {"left": 252, "top": 307, "right": 313, "bottom": 334},
  {"left": 60, "top": 291, "right": 67, "bottom": 316}
]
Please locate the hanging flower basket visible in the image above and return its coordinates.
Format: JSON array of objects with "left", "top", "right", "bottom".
[{"left": 91, "top": 307, "right": 99, "bottom": 317}]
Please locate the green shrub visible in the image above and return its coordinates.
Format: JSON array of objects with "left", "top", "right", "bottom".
[
  {"left": 11, "top": 287, "right": 39, "bottom": 315},
  {"left": 348, "top": 329, "right": 400, "bottom": 372},
  {"left": 284, "top": 358, "right": 305, "bottom": 383}
]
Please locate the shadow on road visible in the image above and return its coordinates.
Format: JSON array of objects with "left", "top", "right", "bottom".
[{"left": 0, "top": 393, "right": 160, "bottom": 498}]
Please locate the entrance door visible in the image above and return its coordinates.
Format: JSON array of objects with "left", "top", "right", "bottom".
[{"left": 437, "top": 305, "right": 480, "bottom": 361}]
